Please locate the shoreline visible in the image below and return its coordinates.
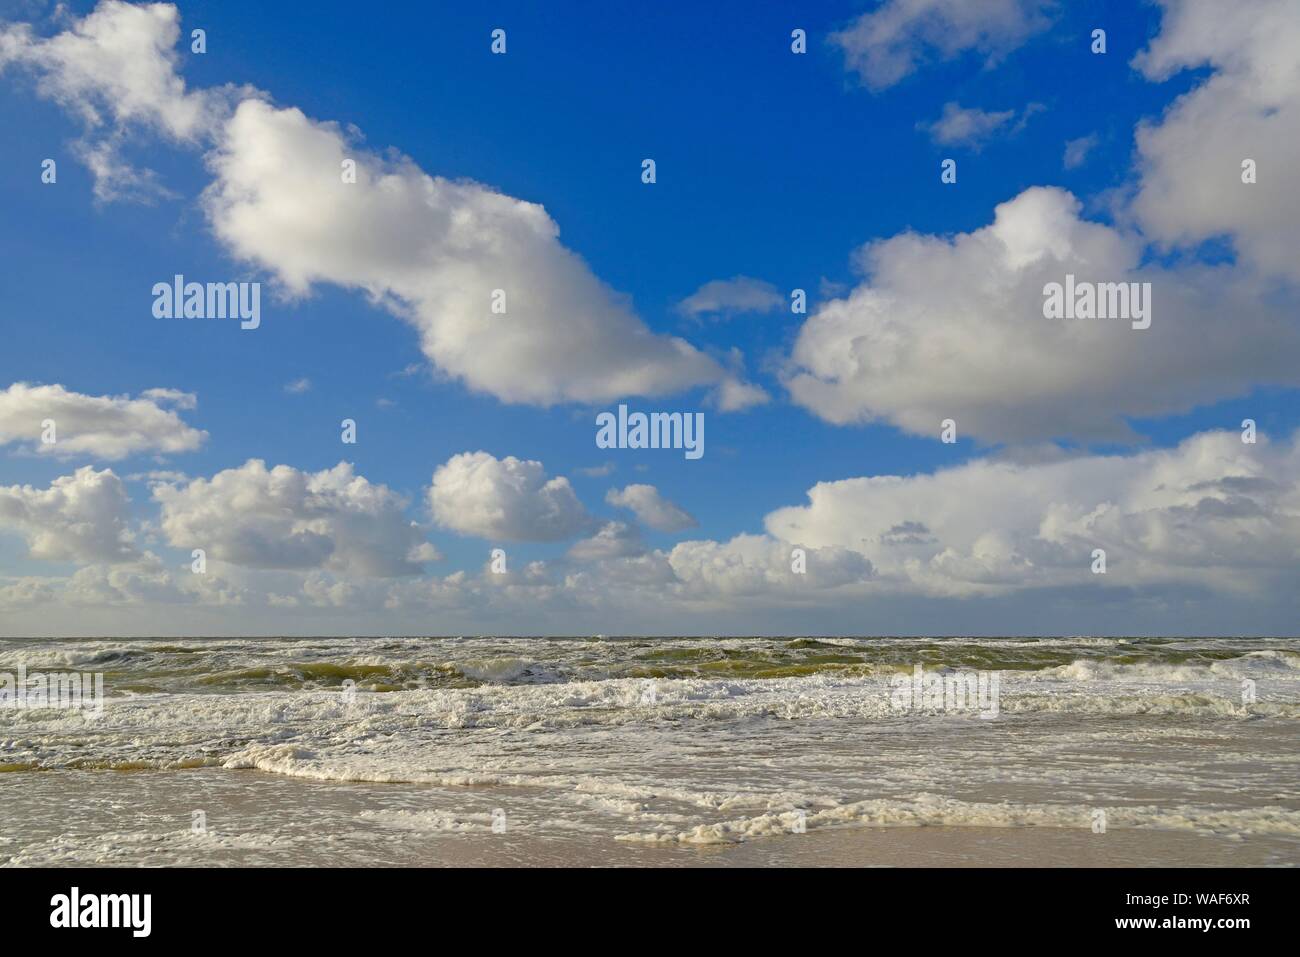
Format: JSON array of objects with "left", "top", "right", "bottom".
[{"left": 3, "top": 768, "right": 1295, "bottom": 868}]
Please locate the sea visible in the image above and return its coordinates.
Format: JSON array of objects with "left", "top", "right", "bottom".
[{"left": 1, "top": 636, "right": 1297, "bottom": 866}]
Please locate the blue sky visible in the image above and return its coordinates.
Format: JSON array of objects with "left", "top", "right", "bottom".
[{"left": 0, "top": 0, "right": 1297, "bottom": 635}]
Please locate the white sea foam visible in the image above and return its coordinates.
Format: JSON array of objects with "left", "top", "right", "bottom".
[
  {"left": 1, "top": 636, "right": 1297, "bottom": 863},
  {"left": 617, "top": 794, "right": 1300, "bottom": 845}
]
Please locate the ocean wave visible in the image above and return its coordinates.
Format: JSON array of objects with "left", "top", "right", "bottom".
[
  {"left": 616, "top": 793, "right": 1300, "bottom": 844},
  {"left": 4, "top": 637, "right": 1297, "bottom": 696}
]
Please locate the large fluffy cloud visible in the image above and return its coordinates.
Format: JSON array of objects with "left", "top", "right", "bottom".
[
  {"left": 805, "top": 0, "right": 1300, "bottom": 444},
  {"left": 0, "top": 467, "right": 137, "bottom": 562},
  {"left": 201, "top": 100, "right": 762, "bottom": 409},
  {"left": 1131, "top": 0, "right": 1300, "bottom": 282},
  {"left": 0, "top": 383, "right": 206, "bottom": 460},
  {"left": 429, "top": 451, "right": 595, "bottom": 542},
  {"left": 2, "top": 3, "right": 764, "bottom": 409},
  {"left": 831, "top": 0, "right": 1054, "bottom": 90},
  {"left": 783, "top": 187, "right": 1300, "bottom": 443},
  {"left": 765, "top": 429, "right": 1300, "bottom": 597},
  {"left": 153, "top": 460, "right": 437, "bottom": 577}
]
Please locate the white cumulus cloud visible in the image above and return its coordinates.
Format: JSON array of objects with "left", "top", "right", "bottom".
[
  {"left": 153, "top": 460, "right": 437, "bottom": 577},
  {"left": 1131, "top": 0, "right": 1300, "bottom": 282},
  {"left": 0, "top": 466, "right": 137, "bottom": 562},
  {"left": 765, "top": 429, "right": 1300, "bottom": 596},
  {"left": 3, "top": 3, "right": 765, "bottom": 410},
  {"left": 0, "top": 382, "right": 206, "bottom": 460},
  {"left": 783, "top": 187, "right": 1300, "bottom": 443},
  {"left": 429, "top": 451, "right": 595, "bottom": 542},
  {"left": 202, "top": 100, "right": 764, "bottom": 409}
]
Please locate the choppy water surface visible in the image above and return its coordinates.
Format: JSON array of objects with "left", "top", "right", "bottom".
[{"left": 1, "top": 636, "right": 1297, "bottom": 865}]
